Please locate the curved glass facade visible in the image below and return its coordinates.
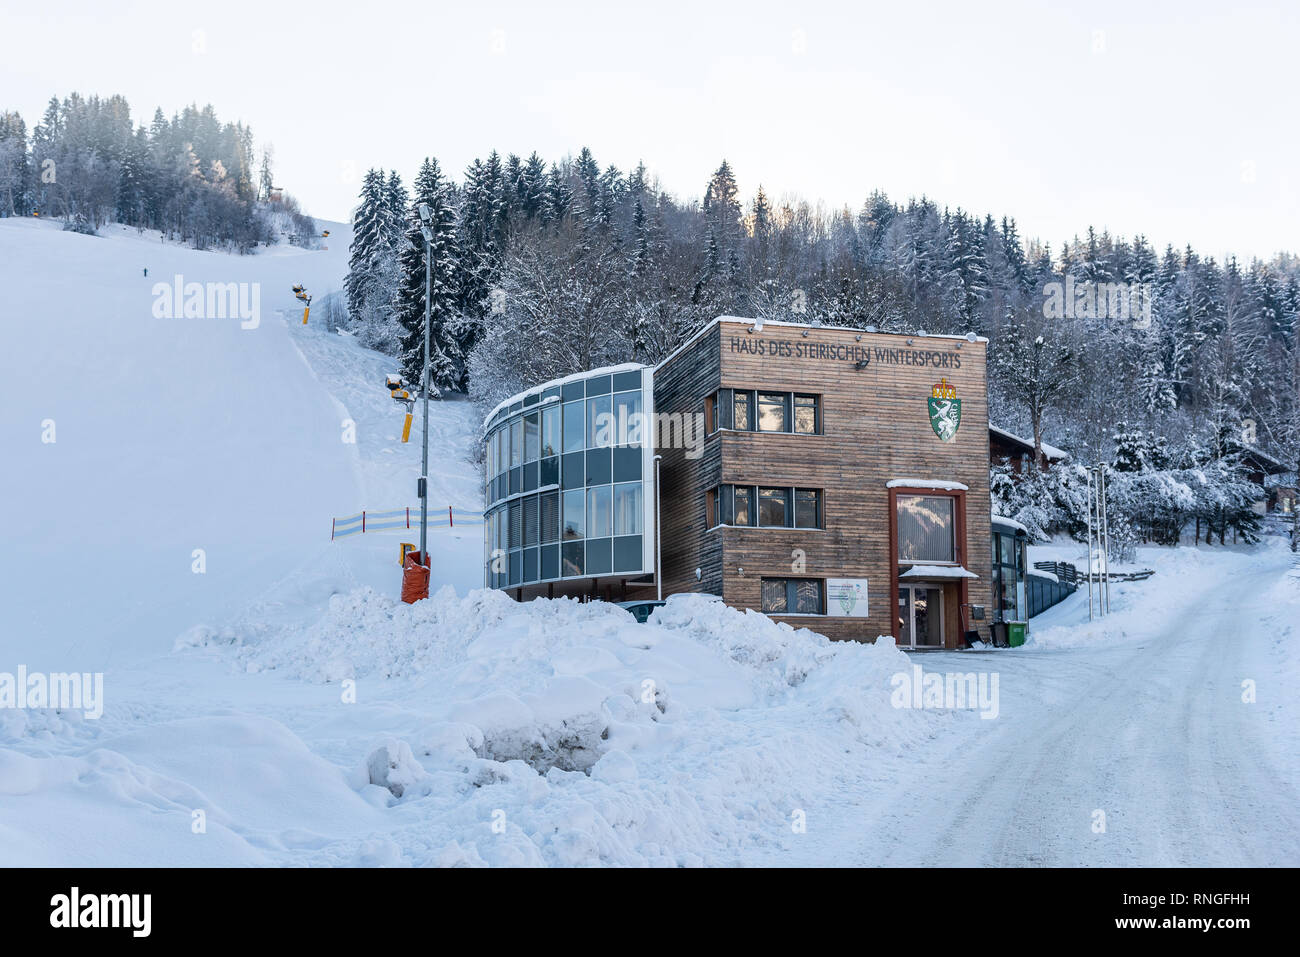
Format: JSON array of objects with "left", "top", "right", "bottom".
[{"left": 483, "top": 366, "right": 653, "bottom": 590}]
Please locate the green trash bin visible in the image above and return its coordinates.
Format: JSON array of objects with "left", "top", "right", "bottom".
[{"left": 1007, "top": 621, "right": 1027, "bottom": 647}]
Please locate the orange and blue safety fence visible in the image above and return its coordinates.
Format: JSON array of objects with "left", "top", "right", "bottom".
[{"left": 331, "top": 506, "right": 483, "bottom": 540}]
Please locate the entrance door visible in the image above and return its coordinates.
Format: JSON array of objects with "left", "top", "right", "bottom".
[{"left": 897, "top": 584, "right": 944, "bottom": 648}]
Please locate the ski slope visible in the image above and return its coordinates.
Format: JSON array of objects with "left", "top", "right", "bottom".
[
  {"left": 1, "top": 216, "right": 1298, "bottom": 867},
  {"left": 0, "top": 216, "right": 481, "bottom": 674}
]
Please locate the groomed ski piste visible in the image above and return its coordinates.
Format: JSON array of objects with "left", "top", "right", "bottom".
[{"left": 1, "top": 216, "right": 1298, "bottom": 867}]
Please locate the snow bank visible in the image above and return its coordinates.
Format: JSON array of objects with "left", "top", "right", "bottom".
[
  {"left": 179, "top": 588, "right": 953, "bottom": 865},
  {"left": 1027, "top": 543, "right": 1272, "bottom": 650}
]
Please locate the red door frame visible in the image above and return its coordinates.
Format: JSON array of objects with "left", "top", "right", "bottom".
[{"left": 888, "top": 486, "right": 970, "bottom": 648}]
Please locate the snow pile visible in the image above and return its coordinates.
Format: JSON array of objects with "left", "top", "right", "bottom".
[
  {"left": 178, "top": 588, "right": 950, "bottom": 865},
  {"left": 1026, "top": 542, "right": 1281, "bottom": 650}
]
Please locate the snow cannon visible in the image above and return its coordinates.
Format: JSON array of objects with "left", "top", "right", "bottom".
[{"left": 387, "top": 375, "right": 415, "bottom": 441}]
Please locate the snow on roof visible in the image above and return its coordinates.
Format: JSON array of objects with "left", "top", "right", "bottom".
[
  {"left": 989, "top": 424, "right": 1068, "bottom": 460},
  {"left": 482, "top": 362, "right": 647, "bottom": 428},
  {"left": 899, "top": 564, "right": 980, "bottom": 579},
  {"left": 886, "top": 479, "right": 969, "bottom": 491},
  {"left": 992, "top": 513, "right": 1030, "bottom": 536},
  {"left": 1233, "top": 443, "right": 1291, "bottom": 473},
  {"left": 1027, "top": 568, "right": 1059, "bottom": 583}
]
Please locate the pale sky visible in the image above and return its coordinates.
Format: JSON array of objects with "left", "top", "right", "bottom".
[{"left": 4, "top": 0, "right": 1296, "bottom": 260}]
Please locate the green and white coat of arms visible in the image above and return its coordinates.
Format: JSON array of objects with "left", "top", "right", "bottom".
[{"left": 928, "top": 378, "right": 962, "bottom": 442}]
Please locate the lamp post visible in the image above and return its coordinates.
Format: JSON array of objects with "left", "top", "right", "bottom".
[
  {"left": 1086, "top": 468, "right": 1095, "bottom": 621},
  {"left": 417, "top": 203, "right": 433, "bottom": 570},
  {"left": 1099, "top": 465, "right": 1110, "bottom": 614}
]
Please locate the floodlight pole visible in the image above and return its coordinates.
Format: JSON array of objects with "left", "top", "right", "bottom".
[
  {"left": 1100, "top": 466, "right": 1110, "bottom": 614},
  {"left": 1086, "top": 468, "right": 1095, "bottom": 622},
  {"left": 418, "top": 209, "right": 433, "bottom": 563}
]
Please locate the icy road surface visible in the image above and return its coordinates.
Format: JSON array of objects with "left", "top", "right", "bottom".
[{"left": 760, "top": 541, "right": 1300, "bottom": 866}]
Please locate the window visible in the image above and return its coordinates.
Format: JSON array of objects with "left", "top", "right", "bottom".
[
  {"left": 611, "top": 446, "right": 641, "bottom": 482},
  {"left": 524, "top": 412, "right": 539, "bottom": 463},
  {"left": 761, "top": 578, "right": 788, "bottom": 613},
  {"left": 509, "top": 418, "right": 522, "bottom": 467},
  {"left": 539, "top": 455, "right": 559, "bottom": 487},
  {"left": 541, "top": 405, "right": 560, "bottom": 458},
  {"left": 562, "top": 489, "right": 584, "bottom": 540},
  {"left": 717, "top": 389, "right": 734, "bottom": 431},
  {"left": 710, "top": 485, "right": 819, "bottom": 528},
  {"left": 508, "top": 499, "right": 522, "bottom": 549},
  {"left": 733, "top": 390, "right": 752, "bottom": 431},
  {"left": 613, "top": 482, "right": 642, "bottom": 535},
  {"left": 757, "top": 393, "right": 789, "bottom": 432},
  {"left": 795, "top": 488, "right": 821, "bottom": 528},
  {"left": 758, "top": 487, "right": 789, "bottom": 527},
  {"left": 523, "top": 495, "right": 539, "bottom": 546},
  {"left": 586, "top": 394, "right": 612, "bottom": 448},
  {"left": 714, "top": 390, "right": 818, "bottom": 434},
  {"left": 587, "top": 485, "right": 612, "bottom": 538},
  {"left": 761, "top": 578, "right": 824, "bottom": 615},
  {"left": 613, "top": 391, "right": 643, "bottom": 446},
  {"left": 540, "top": 492, "right": 559, "bottom": 543},
  {"left": 706, "top": 488, "right": 718, "bottom": 528},
  {"left": 794, "top": 394, "right": 819, "bottom": 434},
  {"left": 897, "top": 494, "right": 956, "bottom": 563},
  {"left": 562, "top": 541, "right": 583, "bottom": 577},
  {"left": 562, "top": 400, "right": 584, "bottom": 453},
  {"left": 733, "top": 485, "right": 752, "bottom": 526}
]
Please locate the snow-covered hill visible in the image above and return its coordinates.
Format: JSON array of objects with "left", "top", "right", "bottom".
[
  {"left": 1, "top": 217, "right": 1298, "bottom": 867},
  {"left": 0, "top": 216, "right": 481, "bottom": 673}
]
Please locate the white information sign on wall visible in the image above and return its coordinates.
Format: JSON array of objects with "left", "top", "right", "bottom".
[{"left": 826, "top": 578, "right": 869, "bottom": 617}]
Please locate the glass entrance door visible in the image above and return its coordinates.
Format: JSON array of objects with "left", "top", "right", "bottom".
[{"left": 898, "top": 584, "right": 944, "bottom": 648}]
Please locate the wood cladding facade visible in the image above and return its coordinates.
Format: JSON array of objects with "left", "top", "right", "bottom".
[{"left": 651, "top": 319, "right": 993, "bottom": 646}]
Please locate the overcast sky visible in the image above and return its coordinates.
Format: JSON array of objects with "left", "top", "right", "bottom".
[{"left": 5, "top": 0, "right": 1295, "bottom": 260}]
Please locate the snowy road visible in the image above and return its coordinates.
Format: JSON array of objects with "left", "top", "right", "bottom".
[{"left": 773, "top": 544, "right": 1300, "bottom": 867}]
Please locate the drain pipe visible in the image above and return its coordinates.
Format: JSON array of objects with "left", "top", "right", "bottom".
[{"left": 654, "top": 454, "right": 663, "bottom": 601}]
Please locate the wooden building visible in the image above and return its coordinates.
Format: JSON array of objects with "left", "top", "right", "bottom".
[
  {"left": 988, "top": 425, "right": 1068, "bottom": 473},
  {"left": 482, "top": 317, "right": 995, "bottom": 648}
]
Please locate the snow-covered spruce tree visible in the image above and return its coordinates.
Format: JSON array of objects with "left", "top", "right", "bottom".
[
  {"left": 345, "top": 169, "right": 388, "bottom": 319},
  {"left": 457, "top": 155, "right": 509, "bottom": 386},
  {"left": 394, "top": 157, "right": 463, "bottom": 394}
]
